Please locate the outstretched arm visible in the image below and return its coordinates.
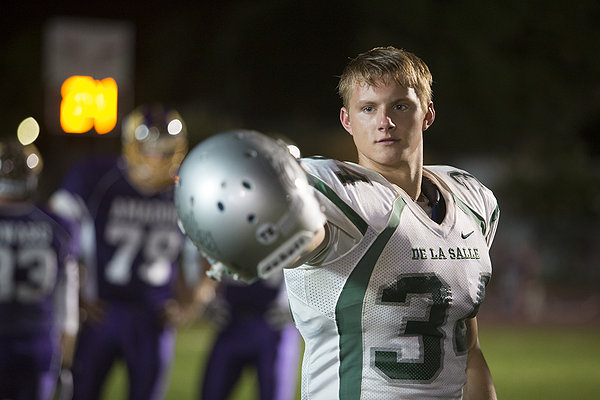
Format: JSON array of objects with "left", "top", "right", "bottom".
[
  {"left": 463, "top": 317, "right": 497, "bottom": 400},
  {"left": 174, "top": 130, "right": 326, "bottom": 282}
]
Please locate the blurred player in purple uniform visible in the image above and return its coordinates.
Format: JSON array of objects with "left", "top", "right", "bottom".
[
  {"left": 0, "top": 139, "right": 79, "bottom": 400},
  {"left": 50, "top": 104, "right": 203, "bottom": 400},
  {"left": 197, "top": 135, "right": 302, "bottom": 400},
  {"left": 200, "top": 272, "right": 300, "bottom": 400}
]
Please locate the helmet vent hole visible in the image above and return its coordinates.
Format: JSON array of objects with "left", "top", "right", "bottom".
[
  {"left": 245, "top": 150, "right": 258, "bottom": 158},
  {"left": 242, "top": 180, "right": 252, "bottom": 189},
  {"left": 217, "top": 201, "right": 225, "bottom": 212},
  {"left": 247, "top": 214, "right": 257, "bottom": 223}
]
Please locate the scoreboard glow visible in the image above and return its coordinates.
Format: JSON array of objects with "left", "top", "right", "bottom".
[{"left": 59, "top": 75, "right": 118, "bottom": 134}]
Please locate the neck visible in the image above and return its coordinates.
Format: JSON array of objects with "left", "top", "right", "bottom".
[
  {"left": 127, "top": 171, "right": 165, "bottom": 196},
  {"left": 358, "top": 152, "right": 423, "bottom": 200},
  {"left": 380, "top": 163, "right": 423, "bottom": 200}
]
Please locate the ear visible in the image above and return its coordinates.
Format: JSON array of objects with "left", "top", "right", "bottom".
[
  {"left": 340, "top": 107, "right": 353, "bottom": 135},
  {"left": 422, "top": 102, "right": 435, "bottom": 131}
]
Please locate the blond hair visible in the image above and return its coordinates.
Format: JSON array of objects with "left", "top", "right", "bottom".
[{"left": 338, "top": 46, "right": 433, "bottom": 112}]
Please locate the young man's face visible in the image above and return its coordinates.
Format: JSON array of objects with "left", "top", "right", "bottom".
[{"left": 340, "top": 79, "right": 434, "bottom": 173}]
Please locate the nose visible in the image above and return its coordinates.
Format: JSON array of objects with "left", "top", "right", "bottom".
[{"left": 377, "top": 109, "right": 396, "bottom": 131}]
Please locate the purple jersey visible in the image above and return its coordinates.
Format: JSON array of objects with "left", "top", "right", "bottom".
[
  {"left": 201, "top": 275, "right": 301, "bottom": 400},
  {"left": 51, "top": 156, "right": 185, "bottom": 400},
  {"left": 0, "top": 204, "right": 78, "bottom": 335},
  {"left": 0, "top": 203, "right": 79, "bottom": 400},
  {"left": 222, "top": 277, "right": 281, "bottom": 319},
  {"left": 58, "top": 156, "right": 183, "bottom": 309}
]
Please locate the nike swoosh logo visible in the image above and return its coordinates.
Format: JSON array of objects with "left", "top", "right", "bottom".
[{"left": 461, "top": 231, "right": 475, "bottom": 239}]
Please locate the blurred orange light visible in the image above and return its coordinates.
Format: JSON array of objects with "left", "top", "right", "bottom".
[{"left": 60, "top": 76, "right": 118, "bottom": 134}]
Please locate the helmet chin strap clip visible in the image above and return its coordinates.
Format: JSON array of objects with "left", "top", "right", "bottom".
[{"left": 205, "top": 262, "right": 229, "bottom": 282}]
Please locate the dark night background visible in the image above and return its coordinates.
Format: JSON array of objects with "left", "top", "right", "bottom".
[{"left": 2, "top": 0, "right": 600, "bottom": 318}]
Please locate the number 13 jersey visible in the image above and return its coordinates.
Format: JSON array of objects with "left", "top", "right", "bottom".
[{"left": 284, "top": 158, "right": 499, "bottom": 400}]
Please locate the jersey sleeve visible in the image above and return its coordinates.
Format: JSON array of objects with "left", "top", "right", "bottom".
[
  {"left": 53, "top": 256, "right": 79, "bottom": 335},
  {"left": 301, "top": 159, "right": 367, "bottom": 236},
  {"left": 37, "top": 207, "right": 81, "bottom": 336},
  {"left": 427, "top": 165, "right": 500, "bottom": 247},
  {"left": 299, "top": 158, "right": 364, "bottom": 264},
  {"left": 49, "top": 157, "right": 117, "bottom": 225},
  {"left": 59, "top": 156, "right": 119, "bottom": 199}
]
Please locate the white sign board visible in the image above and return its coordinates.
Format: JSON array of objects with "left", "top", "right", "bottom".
[
  {"left": 43, "top": 17, "right": 135, "bottom": 134},
  {"left": 44, "top": 17, "right": 135, "bottom": 85}
]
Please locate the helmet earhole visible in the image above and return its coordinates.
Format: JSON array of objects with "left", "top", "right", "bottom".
[
  {"left": 245, "top": 150, "right": 258, "bottom": 158},
  {"left": 217, "top": 201, "right": 225, "bottom": 212},
  {"left": 247, "top": 214, "right": 257, "bottom": 223},
  {"left": 242, "top": 180, "right": 252, "bottom": 189}
]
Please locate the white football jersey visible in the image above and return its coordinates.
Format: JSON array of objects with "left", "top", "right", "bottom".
[{"left": 284, "top": 158, "right": 499, "bottom": 400}]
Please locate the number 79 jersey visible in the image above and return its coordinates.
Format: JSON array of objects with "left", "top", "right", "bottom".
[
  {"left": 51, "top": 157, "right": 184, "bottom": 308},
  {"left": 284, "top": 158, "right": 499, "bottom": 400}
]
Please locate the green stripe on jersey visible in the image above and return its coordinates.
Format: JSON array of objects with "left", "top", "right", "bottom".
[
  {"left": 453, "top": 195, "right": 487, "bottom": 236},
  {"left": 335, "top": 196, "right": 406, "bottom": 399},
  {"left": 307, "top": 173, "right": 368, "bottom": 235},
  {"left": 486, "top": 205, "right": 500, "bottom": 243}
]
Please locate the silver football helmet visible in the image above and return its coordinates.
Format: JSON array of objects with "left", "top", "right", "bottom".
[
  {"left": 0, "top": 140, "right": 43, "bottom": 200},
  {"left": 174, "top": 130, "right": 325, "bottom": 282}
]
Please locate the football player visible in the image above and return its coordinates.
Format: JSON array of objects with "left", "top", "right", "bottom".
[
  {"left": 175, "top": 47, "right": 500, "bottom": 399},
  {"left": 200, "top": 271, "right": 301, "bottom": 400},
  {"left": 198, "top": 137, "right": 303, "bottom": 400},
  {"left": 0, "top": 140, "right": 79, "bottom": 400},
  {"left": 50, "top": 104, "right": 204, "bottom": 400}
]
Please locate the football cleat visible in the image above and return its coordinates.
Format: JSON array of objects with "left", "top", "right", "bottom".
[{"left": 174, "top": 130, "right": 325, "bottom": 282}]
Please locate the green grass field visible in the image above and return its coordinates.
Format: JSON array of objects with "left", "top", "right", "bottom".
[
  {"left": 100, "top": 322, "right": 600, "bottom": 399},
  {"left": 480, "top": 325, "right": 600, "bottom": 399}
]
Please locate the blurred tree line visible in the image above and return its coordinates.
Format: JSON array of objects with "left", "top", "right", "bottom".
[{"left": 2, "top": 0, "right": 599, "bottom": 289}]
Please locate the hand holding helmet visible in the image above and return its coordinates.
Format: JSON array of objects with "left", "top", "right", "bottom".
[{"left": 174, "top": 130, "right": 325, "bottom": 282}]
